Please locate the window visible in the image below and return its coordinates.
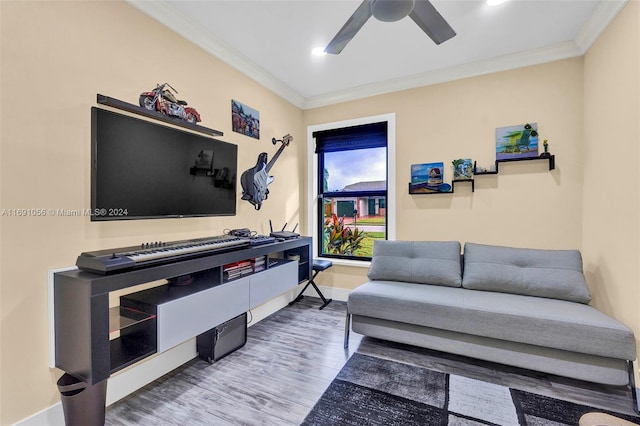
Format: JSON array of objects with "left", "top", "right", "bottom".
[{"left": 308, "top": 114, "right": 396, "bottom": 263}]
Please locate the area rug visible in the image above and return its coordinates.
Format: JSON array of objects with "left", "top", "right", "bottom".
[{"left": 302, "top": 353, "right": 640, "bottom": 426}]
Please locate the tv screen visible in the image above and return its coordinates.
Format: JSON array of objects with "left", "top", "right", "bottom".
[{"left": 91, "top": 107, "right": 237, "bottom": 221}]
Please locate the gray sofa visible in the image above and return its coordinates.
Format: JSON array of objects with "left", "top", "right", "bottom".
[{"left": 344, "top": 241, "right": 637, "bottom": 393}]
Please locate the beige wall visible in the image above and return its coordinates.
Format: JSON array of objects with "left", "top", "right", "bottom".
[
  {"left": 304, "top": 58, "right": 585, "bottom": 291},
  {"left": 0, "top": 1, "right": 303, "bottom": 423},
  {"left": 2, "top": 0, "right": 640, "bottom": 423},
  {"left": 583, "top": 0, "right": 640, "bottom": 374}
]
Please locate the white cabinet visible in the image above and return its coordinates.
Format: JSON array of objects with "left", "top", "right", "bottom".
[
  {"left": 249, "top": 261, "right": 298, "bottom": 308},
  {"left": 157, "top": 278, "right": 251, "bottom": 352},
  {"left": 121, "top": 260, "right": 300, "bottom": 354}
]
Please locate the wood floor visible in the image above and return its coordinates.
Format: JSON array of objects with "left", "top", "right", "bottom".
[{"left": 105, "top": 298, "right": 638, "bottom": 425}]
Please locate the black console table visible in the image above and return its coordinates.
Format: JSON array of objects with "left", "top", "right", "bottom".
[{"left": 53, "top": 237, "right": 311, "bottom": 392}]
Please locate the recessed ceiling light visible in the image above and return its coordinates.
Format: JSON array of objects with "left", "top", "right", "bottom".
[
  {"left": 312, "top": 47, "right": 327, "bottom": 56},
  {"left": 487, "top": 0, "right": 507, "bottom": 6}
]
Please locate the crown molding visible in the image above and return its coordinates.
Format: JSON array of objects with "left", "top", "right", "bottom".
[
  {"left": 575, "top": 0, "right": 627, "bottom": 53},
  {"left": 125, "top": 0, "right": 306, "bottom": 108},
  {"left": 302, "top": 41, "right": 582, "bottom": 109},
  {"left": 127, "top": 0, "right": 625, "bottom": 111}
]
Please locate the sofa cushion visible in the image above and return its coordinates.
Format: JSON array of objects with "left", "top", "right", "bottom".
[
  {"left": 367, "top": 240, "right": 462, "bottom": 287},
  {"left": 461, "top": 243, "right": 591, "bottom": 304},
  {"left": 348, "top": 281, "right": 636, "bottom": 361}
]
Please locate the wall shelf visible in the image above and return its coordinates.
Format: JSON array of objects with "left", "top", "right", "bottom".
[
  {"left": 474, "top": 155, "right": 555, "bottom": 174},
  {"left": 408, "top": 179, "right": 474, "bottom": 194},
  {"left": 96, "top": 94, "right": 223, "bottom": 137},
  {"left": 410, "top": 155, "right": 555, "bottom": 195}
]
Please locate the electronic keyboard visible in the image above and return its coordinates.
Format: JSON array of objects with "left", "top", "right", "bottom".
[{"left": 76, "top": 235, "right": 251, "bottom": 274}]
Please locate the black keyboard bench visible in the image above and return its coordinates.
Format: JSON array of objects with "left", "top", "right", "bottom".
[{"left": 290, "top": 259, "right": 333, "bottom": 310}]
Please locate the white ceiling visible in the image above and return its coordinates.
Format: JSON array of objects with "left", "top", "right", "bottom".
[{"left": 127, "top": 0, "right": 626, "bottom": 109}]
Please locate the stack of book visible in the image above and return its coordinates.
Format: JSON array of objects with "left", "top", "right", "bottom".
[
  {"left": 252, "top": 256, "right": 266, "bottom": 273},
  {"left": 223, "top": 260, "right": 253, "bottom": 281}
]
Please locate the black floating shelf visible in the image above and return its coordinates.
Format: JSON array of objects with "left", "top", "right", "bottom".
[
  {"left": 474, "top": 155, "right": 555, "bottom": 174},
  {"left": 409, "top": 179, "right": 474, "bottom": 195},
  {"left": 473, "top": 169, "right": 498, "bottom": 176},
  {"left": 411, "top": 155, "right": 557, "bottom": 195},
  {"left": 96, "top": 94, "right": 223, "bottom": 137},
  {"left": 453, "top": 179, "right": 474, "bottom": 192}
]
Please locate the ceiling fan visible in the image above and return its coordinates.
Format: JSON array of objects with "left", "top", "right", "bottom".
[{"left": 325, "top": 0, "right": 456, "bottom": 54}]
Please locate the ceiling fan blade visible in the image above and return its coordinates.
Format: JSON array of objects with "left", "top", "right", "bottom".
[
  {"left": 325, "top": 0, "right": 373, "bottom": 54},
  {"left": 409, "top": 0, "right": 456, "bottom": 45}
]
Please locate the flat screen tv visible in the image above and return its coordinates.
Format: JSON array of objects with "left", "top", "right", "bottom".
[{"left": 91, "top": 107, "right": 237, "bottom": 221}]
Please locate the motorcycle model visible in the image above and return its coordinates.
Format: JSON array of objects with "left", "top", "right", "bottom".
[{"left": 139, "top": 83, "right": 201, "bottom": 124}]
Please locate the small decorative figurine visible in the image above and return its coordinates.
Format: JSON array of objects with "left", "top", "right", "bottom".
[
  {"left": 139, "top": 83, "right": 201, "bottom": 124},
  {"left": 540, "top": 139, "right": 550, "bottom": 157}
]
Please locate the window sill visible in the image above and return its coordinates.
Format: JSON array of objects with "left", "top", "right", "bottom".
[{"left": 316, "top": 257, "right": 371, "bottom": 268}]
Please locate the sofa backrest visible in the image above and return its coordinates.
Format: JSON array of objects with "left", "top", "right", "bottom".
[
  {"left": 461, "top": 242, "right": 592, "bottom": 304},
  {"left": 367, "top": 240, "right": 463, "bottom": 287}
]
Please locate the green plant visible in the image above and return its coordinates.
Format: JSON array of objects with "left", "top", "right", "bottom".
[{"left": 324, "top": 214, "right": 366, "bottom": 255}]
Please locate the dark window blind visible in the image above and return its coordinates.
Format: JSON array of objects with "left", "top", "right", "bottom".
[{"left": 314, "top": 122, "right": 387, "bottom": 153}]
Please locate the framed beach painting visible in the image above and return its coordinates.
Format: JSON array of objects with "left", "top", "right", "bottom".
[
  {"left": 496, "top": 123, "right": 538, "bottom": 160},
  {"left": 409, "top": 162, "right": 445, "bottom": 194}
]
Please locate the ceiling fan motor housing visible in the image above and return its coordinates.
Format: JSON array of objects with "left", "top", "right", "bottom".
[
  {"left": 371, "top": 0, "right": 415, "bottom": 22},
  {"left": 325, "top": 0, "right": 454, "bottom": 54}
]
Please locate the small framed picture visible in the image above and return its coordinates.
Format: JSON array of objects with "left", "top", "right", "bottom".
[
  {"left": 410, "top": 162, "right": 445, "bottom": 193},
  {"left": 496, "top": 123, "right": 538, "bottom": 160},
  {"left": 452, "top": 159, "right": 473, "bottom": 179},
  {"left": 231, "top": 100, "right": 260, "bottom": 139}
]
